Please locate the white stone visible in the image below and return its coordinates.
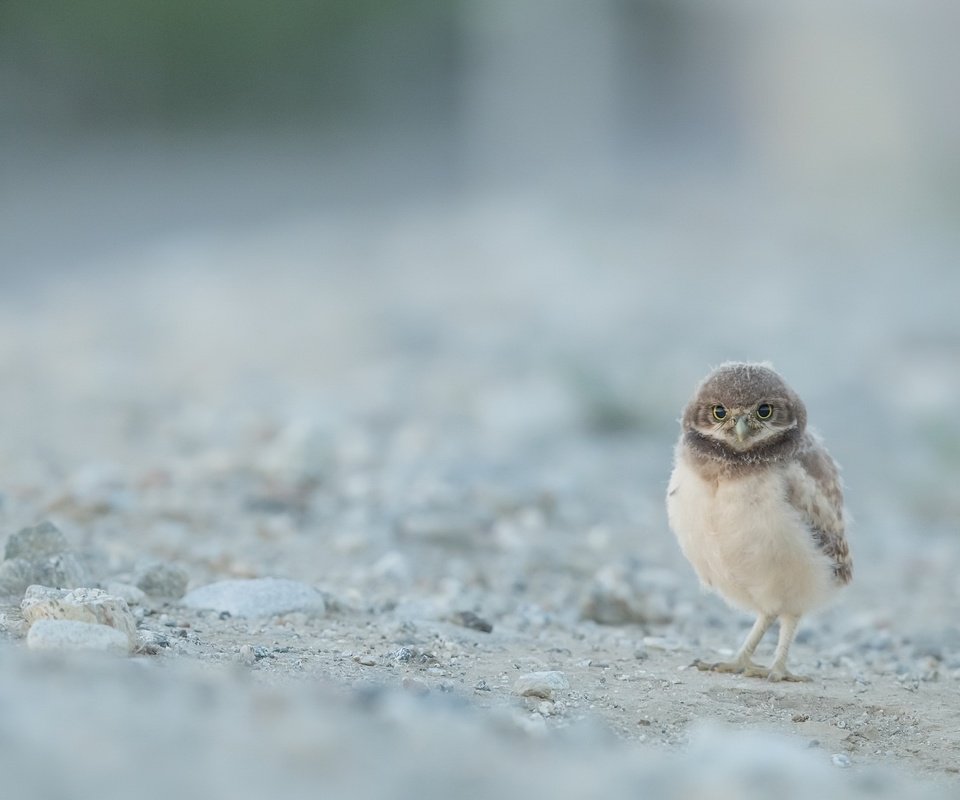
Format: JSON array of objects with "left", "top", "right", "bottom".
[
  {"left": 513, "top": 671, "right": 569, "bottom": 699},
  {"left": 180, "top": 578, "right": 326, "bottom": 618},
  {"left": 21, "top": 586, "right": 138, "bottom": 648},
  {"left": 26, "top": 619, "right": 130, "bottom": 655}
]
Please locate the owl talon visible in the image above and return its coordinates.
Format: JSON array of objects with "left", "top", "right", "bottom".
[
  {"left": 740, "top": 664, "right": 772, "bottom": 679},
  {"left": 767, "top": 668, "right": 811, "bottom": 683}
]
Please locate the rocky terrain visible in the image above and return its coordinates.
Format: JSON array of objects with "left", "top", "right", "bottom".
[{"left": 1, "top": 194, "right": 958, "bottom": 799}]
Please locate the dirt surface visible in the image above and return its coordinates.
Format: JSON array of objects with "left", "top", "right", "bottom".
[{"left": 1, "top": 193, "right": 958, "bottom": 798}]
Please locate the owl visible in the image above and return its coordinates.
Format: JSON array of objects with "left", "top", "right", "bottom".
[{"left": 666, "top": 362, "right": 851, "bottom": 682}]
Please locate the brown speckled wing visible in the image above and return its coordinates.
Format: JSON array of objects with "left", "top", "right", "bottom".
[{"left": 786, "top": 435, "right": 853, "bottom": 585}]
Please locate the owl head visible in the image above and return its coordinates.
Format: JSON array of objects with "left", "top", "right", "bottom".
[{"left": 682, "top": 362, "right": 807, "bottom": 461}]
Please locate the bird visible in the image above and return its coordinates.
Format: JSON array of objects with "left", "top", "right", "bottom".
[{"left": 666, "top": 362, "right": 851, "bottom": 682}]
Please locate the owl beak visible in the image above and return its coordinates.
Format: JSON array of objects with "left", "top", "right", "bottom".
[{"left": 734, "top": 415, "right": 750, "bottom": 442}]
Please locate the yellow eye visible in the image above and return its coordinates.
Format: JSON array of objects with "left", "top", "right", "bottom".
[
  {"left": 757, "top": 403, "right": 773, "bottom": 420},
  {"left": 711, "top": 405, "right": 727, "bottom": 421}
]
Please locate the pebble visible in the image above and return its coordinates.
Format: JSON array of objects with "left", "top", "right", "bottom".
[
  {"left": 180, "top": 578, "right": 326, "bottom": 618},
  {"left": 135, "top": 563, "right": 190, "bottom": 600},
  {"left": 580, "top": 563, "right": 673, "bottom": 626},
  {"left": 537, "top": 700, "right": 556, "bottom": 716},
  {"left": 21, "top": 586, "right": 138, "bottom": 649},
  {"left": 0, "top": 554, "right": 89, "bottom": 597},
  {"left": 451, "top": 610, "right": 493, "bottom": 633},
  {"left": 4, "top": 521, "right": 70, "bottom": 560},
  {"left": 104, "top": 582, "right": 148, "bottom": 605},
  {"left": 0, "top": 522, "right": 89, "bottom": 596},
  {"left": 26, "top": 619, "right": 130, "bottom": 655},
  {"left": 513, "top": 671, "right": 569, "bottom": 700},
  {"left": 832, "top": 754, "right": 852, "bottom": 768},
  {"left": 136, "top": 630, "right": 170, "bottom": 654}
]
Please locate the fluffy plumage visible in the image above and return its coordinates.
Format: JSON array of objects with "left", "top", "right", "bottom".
[{"left": 666, "top": 362, "right": 851, "bottom": 681}]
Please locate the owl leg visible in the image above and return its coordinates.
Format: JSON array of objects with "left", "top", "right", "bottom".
[
  {"left": 767, "top": 614, "right": 811, "bottom": 683},
  {"left": 693, "top": 613, "right": 774, "bottom": 675}
]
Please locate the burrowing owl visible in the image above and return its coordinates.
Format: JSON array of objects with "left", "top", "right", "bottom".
[{"left": 666, "top": 362, "right": 851, "bottom": 682}]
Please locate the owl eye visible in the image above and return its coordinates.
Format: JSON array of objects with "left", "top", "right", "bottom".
[
  {"left": 711, "top": 405, "right": 727, "bottom": 421},
  {"left": 757, "top": 403, "right": 773, "bottom": 420}
]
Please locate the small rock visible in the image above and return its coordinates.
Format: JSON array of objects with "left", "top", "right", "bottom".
[
  {"left": 580, "top": 563, "right": 672, "bottom": 625},
  {"left": 135, "top": 562, "right": 190, "bottom": 600},
  {"left": 831, "top": 753, "right": 852, "bottom": 768},
  {"left": 180, "top": 578, "right": 326, "bottom": 618},
  {"left": 21, "top": 586, "right": 138, "bottom": 649},
  {"left": 27, "top": 619, "right": 130, "bottom": 655},
  {"left": 792, "top": 714, "right": 810, "bottom": 723},
  {"left": 136, "top": 630, "right": 170, "bottom": 654},
  {"left": 0, "top": 522, "right": 89, "bottom": 597},
  {"left": 451, "top": 610, "right": 493, "bottom": 633},
  {"left": 390, "top": 646, "right": 416, "bottom": 663},
  {"left": 513, "top": 671, "right": 569, "bottom": 699},
  {"left": 537, "top": 700, "right": 555, "bottom": 716},
  {"left": 104, "top": 582, "right": 147, "bottom": 606},
  {"left": 0, "top": 554, "right": 89, "bottom": 597},
  {"left": 4, "top": 521, "right": 69, "bottom": 560}
]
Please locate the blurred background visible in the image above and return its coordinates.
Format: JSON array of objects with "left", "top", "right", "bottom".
[{"left": 0, "top": 0, "right": 958, "bottom": 581}]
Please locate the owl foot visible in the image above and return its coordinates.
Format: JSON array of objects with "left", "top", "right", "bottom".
[
  {"left": 692, "top": 658, "right": 811, "bottom": 682},
  {"left": 766, "top": 666, "right": 812, "bottom": 683},
  {"left": 691, "top": 657, "right": 766, "bottom": 676}
]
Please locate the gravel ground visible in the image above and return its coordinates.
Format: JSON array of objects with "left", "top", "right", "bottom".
[{"left": 1, "top": 189, "right": 958, "bottom": 798}]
